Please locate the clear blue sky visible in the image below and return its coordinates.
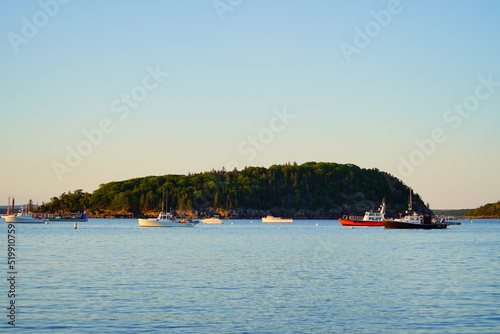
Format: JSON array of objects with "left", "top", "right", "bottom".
[{"left": 1, "top": 0, "right": 499, "bottom": 209}]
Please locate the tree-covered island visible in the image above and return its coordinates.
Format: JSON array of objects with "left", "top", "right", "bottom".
[
  {"left": 39, "top": 162, "right": 432, "bottom": 219},
  {"left": 464, "top": 201, "right": 500, "bottom": 218}
]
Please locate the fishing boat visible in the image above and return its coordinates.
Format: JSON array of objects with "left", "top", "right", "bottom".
[
  {"left": 339, "top": 200, "right": 386, "bottom": 226},
  {"left": 262, "top": 215, "right": 294, "bottom": 223},
  {"left": 138, "top": 212, "right": 198, "bottom": 227},
  {"left": 4, "top": 199, "right": 48, "bottom": 224},
  {"left": 4, "top": 210, "right": 48, "bottom": 224},
  {"left": 383, "top": 214, "right": 447, "bottom": 229},
  {"left": 201, "top": 215, "right": 223, "bottom": 224},
  {"left": 383, "top": 190, "right": 446, "bottom": 229},
  {"left": 138, "top": 192, "right": 198, "bottom": 227}
]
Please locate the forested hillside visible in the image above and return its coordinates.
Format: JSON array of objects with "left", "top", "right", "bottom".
[
  {"left": 464, "top": 201, "right": 500, "bottom": 218},
  {"left": 39, "top": 162, "right": 431, "bottom": 218}
]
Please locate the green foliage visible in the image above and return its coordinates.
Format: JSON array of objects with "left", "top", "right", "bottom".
[
  {"left": 432, "top": 209, "right": 471, "bottom": 217},
  {"left": 39, "top": 162, "right": 428, "bottom": 217},
  {"left": 465, "top": 201, "right": 500, "bottom": 217},
  {"left": 38, "top": 189, "right": 91, "bottom": 214}
]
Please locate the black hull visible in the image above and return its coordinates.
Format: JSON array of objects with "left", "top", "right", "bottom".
[{"left": 384, "top": 220, "right": 447, "bottom": 229}]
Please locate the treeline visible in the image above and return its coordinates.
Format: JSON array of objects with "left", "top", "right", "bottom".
[
  {"left": 39, "top": 162, "right": 430, "bottom": 218},
  {"left": 464, "top": 201, "right": 500, "bottom": 218},
  {"left": 432, "top": 209, "right": 471, "bottom": 217}
]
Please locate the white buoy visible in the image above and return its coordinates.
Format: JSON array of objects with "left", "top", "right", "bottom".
[
  {"left": 74, "top": 223, "right": 77, "bottom": 229},
  {"left": 316, "top": 223, "right": 319, "bottom": 226},
  {"left": 45, "top": 221, "right": 48, "bottom": 225},
  {"left": 349, "top": 226, "right": 353, "bottom": 229},
  {"left": 231, "top": 222, "right": 234, "bottom": 225}
]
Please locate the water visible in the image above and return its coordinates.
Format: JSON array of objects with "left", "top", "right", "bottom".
[{"left": 2, "top": 219, "right": 499, "bottom": 333}]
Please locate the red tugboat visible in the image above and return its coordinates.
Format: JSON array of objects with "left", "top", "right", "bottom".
[{"left": 339, "top": 200, "right": 386, "bottom": 226}]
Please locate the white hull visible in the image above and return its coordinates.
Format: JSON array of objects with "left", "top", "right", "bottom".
[
  {"left": 138, "top": 218, "right": 197, "bottom": 227},
  {"left": 4, "top": 215, "right": 48, "bottom": 224},
  {"left": 262, "top": 216, "right": 293, "bottom": 223},
  {"left": 201, "top": 217, "right": 223, "bottom": 224}
]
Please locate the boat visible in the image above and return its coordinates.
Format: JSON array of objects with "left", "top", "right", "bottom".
[
  {"left": 138, "top": 192, "right": 198, "bottom": 227},
  {"left": 339, "top": 200, "right": 386, "bottom": 226},
  {"left": 4, "top": 210, "right": 48, "bottom": 224},
  {"left": 383, "top": 214, "right": 447, "bottom": 229},
  {"left": 4, "top": 199, "right": 48, "bottom": 224},
  {"left": 201, "top": 215, "right": 223, "bottom": 224},
  {"left": 138, "top": 212, "right": 198, "bottom": 227},
  {"left": 1, "top": 196, "right": 15, "bottom": 219},
  {"left": 383, "top": 190, "right": 446, "bottom": 229},
  {"left": 262, "top": 215, "right": 294, "bottom": 223},
  {"left": 49, "top": 212, "right": 88, "bottom": 222},
  {"left": 441, "top": 217, "right": 462, "bottom": 225}
]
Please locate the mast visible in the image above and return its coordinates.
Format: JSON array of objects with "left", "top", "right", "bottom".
[
  {"left": 6, "top": 196, "right": 10, "bottom": 215},
  {"left": 161, "top": 191, "right": 165, "bottom": 213},
  {"left": 408, "top": 188, "right": 413, "bottom": 212},
  {"left": 380, "top": 197, "right": 386, "bottom": 214}
]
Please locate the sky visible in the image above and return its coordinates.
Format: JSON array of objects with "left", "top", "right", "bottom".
[{"left": 1, "top": 0, "right": 499, "bottom": 209}]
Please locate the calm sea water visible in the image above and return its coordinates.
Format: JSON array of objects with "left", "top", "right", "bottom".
[{"left": 2, "top": 219, "right": 499, "bottom": 333}]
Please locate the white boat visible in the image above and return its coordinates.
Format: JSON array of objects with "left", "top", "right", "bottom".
[
  {"left": 4, "top": 211, "right": 48, "bottom": 224},
  {"left": 138, "top": 211, "right": 198, "bottom": 227},
  {"left": 262, "top": 215, "right": 294, "bottom": 223},
  {"left": 201, "top": 215, "right": 223, "bottom": 224},
  {"left": 138, "top": 191, "right": 199, "bottom": 227}
]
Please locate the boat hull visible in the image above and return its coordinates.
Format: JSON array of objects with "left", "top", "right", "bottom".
[
  {"left": 138, "top": 218, "right": 197, "bottom": 227},
  {"left": 384, "top": 220, "right": 447, "bottom": 229},
  {"left": 201, "top": 218, "right": 223, "bottom": 224},
  {"left": 262, "top": 219, "right": 294, "bottom": 223},
  {"left": 4, "top": 216, "right": 47, "bottom": 224},
  {"left": 338, "top": 219, "right": 384, "bottom": 226},
  {"left": 262, "top": 216, "right": 293, "bottom": 223}
]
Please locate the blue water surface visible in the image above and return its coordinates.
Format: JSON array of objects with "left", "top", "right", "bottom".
[{"left": 2, "top": 219, "right": 499, "bottom": 333}]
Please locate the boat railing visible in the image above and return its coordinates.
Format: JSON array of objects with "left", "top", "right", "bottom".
[{"left": 341, "top": 215, "right": 364, "bottom": 221}]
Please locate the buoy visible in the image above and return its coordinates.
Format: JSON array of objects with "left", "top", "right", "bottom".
[
  {"left": 231, "top": 222, "right": 234, "bottom": 225},
  {"left": 349, "top": 226, "right": 353, "bottom": 229},
  {"left": 45, "top": 221, "right": 48, "bottom": 225},
  {"left": 74, "top": 223, "right": 77, "bottom": 229},
  {"left": 316, "top": 223, "right": 319, "bottom": 226}
]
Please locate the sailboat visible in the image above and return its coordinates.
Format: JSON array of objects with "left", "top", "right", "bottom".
[
  {"left": 138, "top": 192, "right": 199, "bottom": 227},
  {"left": 0, "top": 196, "right": 13, "bottom": 219}
]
